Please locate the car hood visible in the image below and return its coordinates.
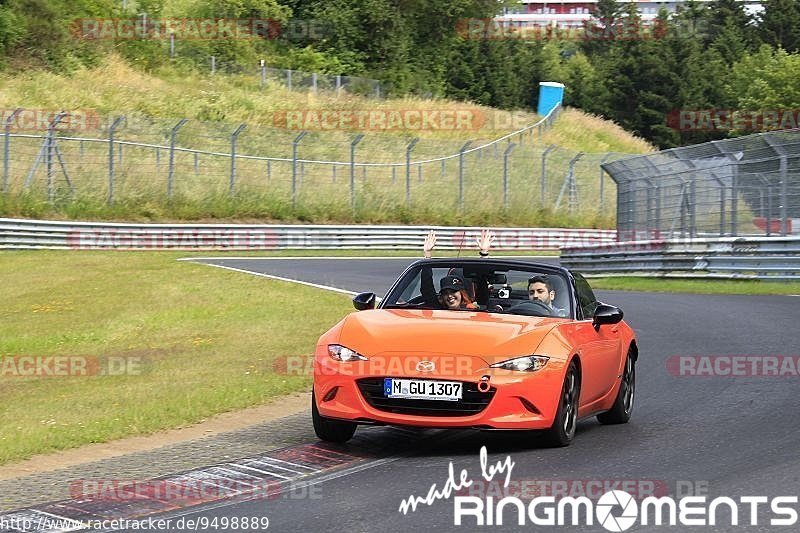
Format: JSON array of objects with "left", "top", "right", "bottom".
[{"left": 339, "top": 309, "right": 562, "bottom": 365}]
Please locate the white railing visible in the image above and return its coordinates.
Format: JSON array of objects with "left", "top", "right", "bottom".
[{"left": 0, "top": 218, "right": 615, "bottom": 251}]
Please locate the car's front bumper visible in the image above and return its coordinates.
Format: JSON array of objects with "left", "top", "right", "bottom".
[{"left": 313, "top": 356, "right": 567, "bottom": 430}]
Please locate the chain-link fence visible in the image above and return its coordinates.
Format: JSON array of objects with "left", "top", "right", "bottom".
[
  {"left": 603, "top": 129, "right": 800, "bottom": 239},
  {"left": 0, "top": 106, "right": 632, "bottom": 221}
]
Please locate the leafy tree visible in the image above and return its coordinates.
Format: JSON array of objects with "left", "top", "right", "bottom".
[
  {"left": 757, "top": 0, "right": 800, "bottom": 52},
  {"left": 702, "top": 0, "right": 757, "bottom": 48},
  {"left": 726, "top": 45, "right": 800, "bottom": 110}
]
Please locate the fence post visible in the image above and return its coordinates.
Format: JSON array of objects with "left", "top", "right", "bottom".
[
  {"left": 46, "top": 112, "right": 67, "bottom": 204},
  {"left": 3, "top": 108, "right": 22, "bottom": 193},
  {"left": 287, "top": 69, "right": 293, "bottom": 90},
  {"left": 779, "top": 154, "right": 788, "bottom": 236},
  {"left": 766, "top": 185, "right": 773, "bottom": 237},
  {"left": 350, "top": 134, "right": 365, "bottom": 215},
  {"left": 541, "top": 145, "right": 556, "bottom": 206},
  {"left": 458, "top": 141, "right": 472, "bottom": 211},
  {"left": 555, "top": 152, "right": 584, "bottom": 213},
  {"left": 229, "top": 123, "right": 247, "bottom": 194},
  {"left": 312, "top": 73, "right": 318, "bottom": 94},
  {"left": 169, "top": 33, "right": 175, "bottom": 58},
  {"left": 503, "top": 143, "right": 516, "bottom": 209},
  {"left": 260, "top": 60, "right": 266, "bottom": 88},
  {"left": 336, "top": 75, "right": 342, "bottom": 97},
  {"left": 167, "top": 118, "right": 188, "bottom": 198},
  {"left": 211, "top": 56, "right": 216, "bottom": 74},
  {"left": 599, "top": 153, "right": 612, "bottom": 211},
  {"left": 689, "top": 178, "right": 697, "bottom": 237},
  {"left": 405, "top": 138, "right": 419, "bottom": 207},
  {"left": 292, "top": 131, "right": 308, "bottom": 207},
  {"left": 731, "top": 166, "right": 738, "bottom": 236},
  {"left": 108, "top": 116, "right": 125, "bottom": 205}
]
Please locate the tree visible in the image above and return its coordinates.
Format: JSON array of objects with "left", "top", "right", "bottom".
[
  {"left": 758, "top": 0, "right": 800, "bottom": 53},
  {"left": 702, "top": 0, "right": 758, "bottom": 48}
]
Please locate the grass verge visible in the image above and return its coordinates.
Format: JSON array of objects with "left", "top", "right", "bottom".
[
  {"left": 589, "top": 277, "right": 800, "bottom": 295},
  {"left": 0, "top": 250, "right": 352, "bottom": 465}
]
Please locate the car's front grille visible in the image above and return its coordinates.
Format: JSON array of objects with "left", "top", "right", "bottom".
[{"left": 356, "top": 377, "right": 496, "bottom": 417}]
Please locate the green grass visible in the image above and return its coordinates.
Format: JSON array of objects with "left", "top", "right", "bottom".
[
  {"left": 588, "top": 276, "right": 800, "bottom": 295},
  {"left": 0, "top": 250, "right": 353, "bottom": 464}
]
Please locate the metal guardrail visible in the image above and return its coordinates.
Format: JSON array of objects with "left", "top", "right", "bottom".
[
  {"left": 561, "top": 236, "right": 800, "bottom": 279},
  {"left": 0, "top": 218, "right": 616, "bottom": 251}
]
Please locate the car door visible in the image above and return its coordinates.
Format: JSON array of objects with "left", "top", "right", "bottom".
[{"left": 572, "top": 273, "right": 622, "bottom": 405}]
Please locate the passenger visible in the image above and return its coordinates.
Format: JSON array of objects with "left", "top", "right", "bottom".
[
  {"left": 437, "top": 275, "right": 479, "bottom": 310},
  {"left": 421, "top": 229, "right": 493, "bottom": 308},
  {"left": 528, "top": 275, "right": 567, "bottom": 317}
]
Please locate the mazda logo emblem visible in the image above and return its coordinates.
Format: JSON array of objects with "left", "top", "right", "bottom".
[{"left": 416, "top": 360, "right": 435, "bottom": 372}]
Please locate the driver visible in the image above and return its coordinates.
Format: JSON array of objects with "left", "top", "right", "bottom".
[{"left": 528, "top": 275, "right": 567, "bottom": 317}]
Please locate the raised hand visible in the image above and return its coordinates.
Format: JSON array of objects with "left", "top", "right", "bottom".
[
  {"left": 476, "top": 228, "right": 495, "bottom": 257},
  {"left": 423, "top": 230, "right": 437, "bottom": 258}
]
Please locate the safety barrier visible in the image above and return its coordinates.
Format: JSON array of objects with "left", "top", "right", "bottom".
[
  {"left": 561, "top": 236, "right": 800, "bottom": 279},
  {"left": 0, "top": 218, "right": 616, "bottom": 251}
]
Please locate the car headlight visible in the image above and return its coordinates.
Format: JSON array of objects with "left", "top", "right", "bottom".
[
  {"left": 328, "top": 344, "right": 368, "bottom": 362},
  {"left": 490, "top": 355, "right": 549, "bottom": 372}
]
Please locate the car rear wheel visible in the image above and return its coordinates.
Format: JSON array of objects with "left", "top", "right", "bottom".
[
  {"left": 542, "top": 360, "right": 580, "bottom": 447},
  {"left": 312, "top": 390, "right": 357, "bottom": 443},
  {"left": 597, "top": 349, "right": 635, "bottom": 425}
]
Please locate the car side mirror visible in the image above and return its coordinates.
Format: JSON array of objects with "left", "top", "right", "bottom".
[
  {"left": 352, "top": 292, "right": 376, "bottom": 311},
  {"left": 592, "top": 303, "right": 623, "bottom": 330}
]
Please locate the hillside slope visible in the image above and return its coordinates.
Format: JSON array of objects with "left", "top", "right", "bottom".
[{"left": 0, "top": 57, "right": 654, "bottom": 226}]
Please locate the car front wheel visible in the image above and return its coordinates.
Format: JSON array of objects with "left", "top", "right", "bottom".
[{"left": 312, "top": 390, "right": 357, "bottom": 443}]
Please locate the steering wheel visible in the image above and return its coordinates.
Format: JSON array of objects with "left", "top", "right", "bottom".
[{"left": 507, "top": 300, "right": 554, "bottom": 317}]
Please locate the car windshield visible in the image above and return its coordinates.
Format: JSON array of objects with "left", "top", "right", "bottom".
[{"left": 381, "top": 262, "right": 572, "bottom": 318}]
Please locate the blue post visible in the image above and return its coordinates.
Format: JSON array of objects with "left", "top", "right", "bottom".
[{"left": 537, "top": 82, "right": 565, "bottom": 116}]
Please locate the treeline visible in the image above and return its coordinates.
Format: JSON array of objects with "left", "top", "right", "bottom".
[
  {"left": 1, "top": 0, "right": 799, "bottom": 147},
  {"left": 291, "top": 0, "right": 800, "bottom": 148}
]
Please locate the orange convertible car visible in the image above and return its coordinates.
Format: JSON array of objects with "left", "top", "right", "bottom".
[{"left": 312, "top": 259, "right": 638, "bottom": 446}]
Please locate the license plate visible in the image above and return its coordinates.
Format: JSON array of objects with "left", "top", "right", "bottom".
[{"left": 383, "top": 378, "right": 462, "bottom": 401}]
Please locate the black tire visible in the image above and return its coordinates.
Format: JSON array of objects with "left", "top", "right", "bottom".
[
  {"left": 543, "top": 360, "right": 580, "bottom": 447},
  {"left": 597, "top": 350, "right": 635, "bottom": 425},
  {"left": 312, "top": 390, "right": 357, "bottom": 443}
]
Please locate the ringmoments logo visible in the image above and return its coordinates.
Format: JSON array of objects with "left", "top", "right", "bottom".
[
  {"left": 452, "top": 491, "right": 799, "bottom": 529},
  {"left": 396, "top": 447, "right": 798, "bottom": 530}
]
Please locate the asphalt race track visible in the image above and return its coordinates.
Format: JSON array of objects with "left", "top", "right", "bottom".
[{"left": 3, "top": 256, "right": 799, "bottom": 533}]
